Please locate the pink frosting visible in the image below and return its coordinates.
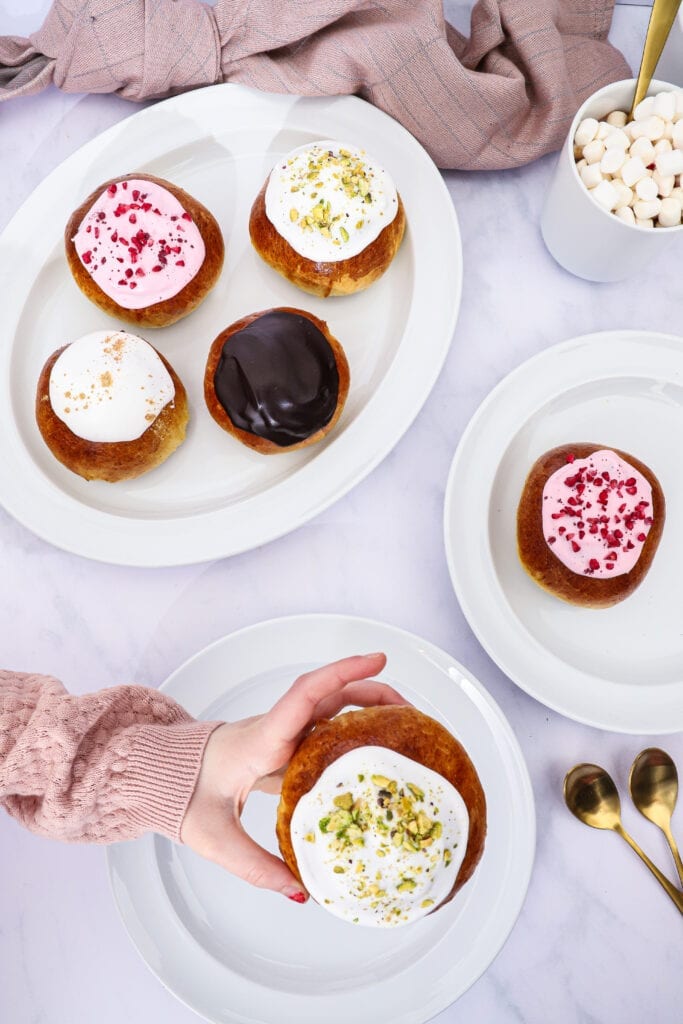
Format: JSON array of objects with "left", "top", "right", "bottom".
[
  {"left": 541, "top": 449, "right": 655, "bottom": 579},
  {"left": 71, "top": 179, "right": 206, "bottom": 310}
]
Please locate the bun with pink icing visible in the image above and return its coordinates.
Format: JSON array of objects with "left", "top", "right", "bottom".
[
  {"left": 65, "top": 174, "right": 224, "bottom": 328},
  {"left": 517, "top": 443, "right": 665, "bottom": 608}
]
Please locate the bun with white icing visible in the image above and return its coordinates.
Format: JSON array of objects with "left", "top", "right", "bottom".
[
  {"left": 249, "top": 141, "right": 406, "bottom": 297},
  {"left": 517, "top": 443, "right": 665, "bottom": 608},
  {"left": 65, "top": 174, "right": 224, "bottom": 328},
  {"left": 276, "top": 705, "right": 486, "bottom": 927},
  {"left": 36, "top": 330, "right": 188, "bottom": 482}
]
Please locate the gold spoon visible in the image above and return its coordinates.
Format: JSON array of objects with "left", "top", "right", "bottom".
[
  {"left": 629, "top": 0, "right": 683, "bottom": 118},
  {"left": 564, "top": 763, "right": 683, "bottom": 914},
  {"left": 629, "top": 748, "right": 683, "bottom": 887}
]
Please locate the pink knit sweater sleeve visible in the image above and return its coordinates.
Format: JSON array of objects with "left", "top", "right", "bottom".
[{"left": 0, "top": 670, "right": 220, "bottom": 843}]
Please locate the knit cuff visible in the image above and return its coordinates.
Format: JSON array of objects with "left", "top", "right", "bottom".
[{"left": 118, "top": 720, "right": 221, "bottom": 841}]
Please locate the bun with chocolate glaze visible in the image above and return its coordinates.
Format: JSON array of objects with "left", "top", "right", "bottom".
[
  {"left": 249, "top": 141, "right": 406, "bottom": 297},
  {"left": 276, "top": 705, "right": 486, "bottom": 927},
  {"left": 36, "top": 330, "right": 188, "bottom": 482},
  {"left": 204, "top": 307, "right": 350, "bottom": 454},
  {"left": 65, "top": 173, "right": 224, "bottom": 328},
  {"left": 517, "top": 442, "right": 664, "bottom": 608}
]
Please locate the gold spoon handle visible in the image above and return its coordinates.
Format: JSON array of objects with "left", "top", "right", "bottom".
[
  {"left": 663, "top": 823, "right": 683, "bottom": 888},
  {"left": 616, "top": 824, "right": 683, "bottom": 913},
  {"left": 630, "top": 0, "right": 683, "bottom": 116}
]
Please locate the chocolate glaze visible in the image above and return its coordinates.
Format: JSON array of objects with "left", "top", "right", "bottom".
[{"left": 213, "top": 310, "right": 340, "bottom": 447}]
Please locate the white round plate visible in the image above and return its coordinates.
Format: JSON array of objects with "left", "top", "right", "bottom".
[
  {"left": 0, "top": 85, "right": 461, "bottom": 566},
  {"left": 106, "top": 614, "right": 534, "bottom": 1024},
  {"left": 444, "top": 329, "right": 683, "bottom": 734}
]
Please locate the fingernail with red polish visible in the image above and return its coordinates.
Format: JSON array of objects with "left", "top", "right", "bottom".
[{"left": 286, "top": 890, "right": 307, "bottom": 904}]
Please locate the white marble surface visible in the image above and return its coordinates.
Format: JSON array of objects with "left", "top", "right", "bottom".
[{"left": 1, "top": 3, "right": 682, "bottom": 1023}]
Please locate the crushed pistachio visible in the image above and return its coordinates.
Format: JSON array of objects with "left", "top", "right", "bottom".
[
  {"left": 280, "top": 145, "right": 378, "bottom": 245},
  {"left": 314, "top": 767, "right": 450, "bottom": 922},
  {"left": 333, "top": 792, "right": 354, "bottom": 811},
  {"left": 397, "top": 877, "right": 417, "bottom": 893}
]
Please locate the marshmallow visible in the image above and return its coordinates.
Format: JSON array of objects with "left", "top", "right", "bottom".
[
  {"left": 590, "top": 179, "right": 620, "bottom": 212},
  {"left": 655, "top": 149, "right": 683, "bottom": 177},
  {"left": 658, "top": 197, "right": 682, "bottom": 227},
  {"left": 604, "top": 128, "right": 630, "bottom": 151},
  {"left": 575, "top": 117, "right": 599, "bottom": 147},
  {"left": 580, "top": 163, "right": 604, "bottom": 189},
  {"left": 653, "top": 170, "right": 675, "bottom": 197},
  {"left": 621, "top": 156, "right": 648, "bottom": 187},
  {"left": 635, "top": 176, "right": 659, "bottom": 201},
  {"left": 629, "top": 121, "right": 650, "bottom": 141},
  {"left": 615, "top": 205, "right": 636, "bottom": 225},
  {"left": 633, "top": 198, "right": 661, "bottom": 220},
  {"left": 583, "top": 138, "right": 605, "bottom": 164},
  {"left": 601, "top": 148, "right": 627, "bottom": 176},
  {"left": 641, "top": 115, "right": 666, "bottom": 141},
  {"left": 573, "top": 94, "right": 683, "bottom": 228},
  {"left": 634, "top": 96, "right": 655, "bottom": 121},
  {"left": 654, "top": 138, "right": 673, "bottom": 155},
  {"left": 653, "top": 92, "right": 676, "bottom": 122},
  {"left": 629, "top": 137, "right": 656, "bottom": 164},
  {"left": 606, "top": 110, "right": 628, "bottom": 128},
  {"left": 613, "top": 181, "right": 633, "bottom": 209}
]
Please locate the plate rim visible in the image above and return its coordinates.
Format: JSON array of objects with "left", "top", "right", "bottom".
[
  {"left": 0, "top": 84, "right": 462, "bottom": 567},
  {"left": 105, "top": 612, "right": 536, "bottom": 1024},
  {"left": 443, "top": 327, "right": 683, "bottom": 734}
]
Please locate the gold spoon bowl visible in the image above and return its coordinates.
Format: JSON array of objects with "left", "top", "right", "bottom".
[{"left": 630, "top": 748, "right": 683, "bottom": 887}]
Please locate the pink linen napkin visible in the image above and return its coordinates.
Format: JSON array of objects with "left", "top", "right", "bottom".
[{"left": 0, "top": 0, "right": 629, "bottom": 170}]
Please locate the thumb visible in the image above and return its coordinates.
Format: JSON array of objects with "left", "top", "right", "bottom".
[{"left": 209, "top": 822, "right": 309, "bottom": 903}]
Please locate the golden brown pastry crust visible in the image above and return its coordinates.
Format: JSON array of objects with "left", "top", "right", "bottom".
[
  {"left": 203, "top": 306, "right": 350, "bottom": 454},
  {"left": 36, "top": 345, "right": 189, "bottom": 482},
  {"left": 517, "top": 443, "right": 665, "bottom": 608},
  {"left": 249, "top": 184, "right": 406, "bottom": 297},
  {"left": 276, "top": 705, "right": 487, "bottom": 911},
  {"left": 64, "top": 173, "right": 224, "bottom": 328}
]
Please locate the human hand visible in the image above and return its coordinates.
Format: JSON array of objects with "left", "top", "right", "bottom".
[{"left": 180, "top": 653, "right": 406, "bottom": 902}]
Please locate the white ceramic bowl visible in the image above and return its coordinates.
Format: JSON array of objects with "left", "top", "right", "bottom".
[{"left": 541, "top": 77, "right": 683, "bottom": 282}]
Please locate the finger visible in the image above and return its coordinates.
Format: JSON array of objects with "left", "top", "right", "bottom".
[
  {"left": 312, "top": 679, "right": 408, "bottom": 722},
  {"left": 253, "top": 768, "right": 285, "bottom": 795},
  {"left": 203, "top": 819, "right": 308, "bottom": 902},
  {"left": 261, "top": 653, "right": 387, "bottom": 746}
]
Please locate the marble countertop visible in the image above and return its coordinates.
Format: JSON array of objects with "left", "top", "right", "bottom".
[{"left": 1, "top": 3, "right": 681, "bottom": 1023}]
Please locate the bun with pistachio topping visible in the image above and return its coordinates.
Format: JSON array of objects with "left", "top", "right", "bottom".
[
  {"left": 249, "top": 140, "right": 406, "bottom": 297},
  {"left": 276, "top": 705, "right": 486, "bottom": 927}
]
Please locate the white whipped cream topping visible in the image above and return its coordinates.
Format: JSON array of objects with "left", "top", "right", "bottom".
[
  {"left": 48, "top": 330, "right": 175, "bottom": 443},
  {"left": 264, "top": 140, "right": 399, "bottom": 263},
  {"left": 290, "top": 746, "right": 469, "bottom": 928}
]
